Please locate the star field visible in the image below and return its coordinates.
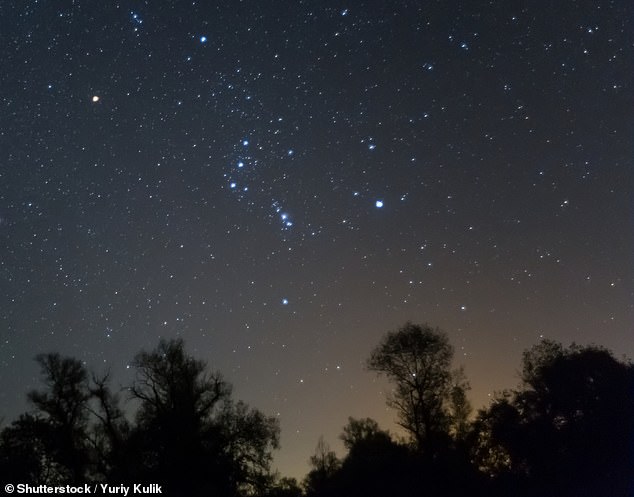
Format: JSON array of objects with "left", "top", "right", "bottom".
[{"left": 1, "top": 0, "right": 633, "bottom": 479}]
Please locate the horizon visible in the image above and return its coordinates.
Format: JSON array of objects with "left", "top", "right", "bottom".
[{"left": 2, "top": 330, "right": 631, "bottom": 480}]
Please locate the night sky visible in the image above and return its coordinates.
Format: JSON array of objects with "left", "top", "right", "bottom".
[{"left": 1, "top": 0, "right": 632, "bottom": 479}]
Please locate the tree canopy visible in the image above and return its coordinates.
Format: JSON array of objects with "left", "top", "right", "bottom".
[
  {"left": 1, "top": 327, "right": 632, "bottom": 497},
  {"left": 366, "top": 322, "right": 468, "bottom": 454},
  {"left": 471, "top": 340, "right": 634, "bottom": 497},
  {"left": 0, "top": 339, "right": 279, "bottom": 497}
]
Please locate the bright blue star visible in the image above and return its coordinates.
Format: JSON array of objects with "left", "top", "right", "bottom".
[
  {"left": 242, "top": 139, "right": 249, "bottom": 146},
  {"left": 130, "top": 12, "right": 143, "bottom": 25},
  {"left": 282, "top": 298, "right": 289, "bottom": 305},
  {"left": 200, "top": 36, "right": 207, "bottom": 43},
  {"left": 375, "top": 200, "right": 384, "bottom": 208}
]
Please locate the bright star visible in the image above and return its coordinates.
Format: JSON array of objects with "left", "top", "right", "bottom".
[{"left": 375, "top": 200, "right": 384, "bottom": 208}]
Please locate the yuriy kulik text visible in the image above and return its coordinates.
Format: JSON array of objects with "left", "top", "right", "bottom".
[{"left": 10, "top": 484, "right": 162, "bottom": 494}]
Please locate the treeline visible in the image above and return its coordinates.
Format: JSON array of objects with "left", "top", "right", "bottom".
[
  {"left": 0, "top": 339, "right": 279, "bottom": 496},
  {"left": 1, "top": 323, "right": 633, "bottom": 497},
  {"left": 301, "top": 323, "right": 634, "bottom": 497}
]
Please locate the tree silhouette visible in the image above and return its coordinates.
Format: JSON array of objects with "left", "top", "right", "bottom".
[
  {"left": 366, "top": 322, "right": 463, "bottom": 455},
  {"left": 87, "top": 371, "right": 130, "bottom": 480},
  {"left": 127, "top": 338, "right": 236, "bottom": 494},
  {"left": 303, "top": 436, "right": 340, "bottom": 497},
  {"left": 2, "top": 331, "right": 632, "bottom": 497},
  {"left": 217, "top": 400, "right": 281, "bottom": 495},
  {"left": 265, "top": 476, "right": 303, "bottom": 497},
  {"left": 335, "top": 417, "right": 419, "bottom": 497},
  {"left": 0, "top": 339, "right": 280, "bottom": 495},
  {"left": 128, "top": 338, "right": 279, "bottom": 496},
  {"left": 27, "top": 353, "right": 92, "bottom": 483},
  {"left": 474, "top": 340, "right": 634, "bottom": 497},
  {"left": 467, "top": 398, "right": 514, "bottom": 478},
  {"left": 0, "top": 413, "right": 66, "bottom": 483},
  {"left": 340, "top": 417, "right": 387, "bottom": 451},
  {"left": 448, "top": 367, "right": 472, "bottom": 441}
]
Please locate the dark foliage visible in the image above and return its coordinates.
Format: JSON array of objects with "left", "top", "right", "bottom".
[
  {"left": 304, "top": 417, "right": 485, "bottom": 497},
  {"left": 366, "top": 323, "right": 455, "bottom": 454},
  {"left": 1, "top": 328, "right": 632, "bottom": 497},
  {"left": 471, "top": 340, "right": 634, "bottom": 497},
  {"left": 0, "top": 339, "right": 279, "bottom": 497},
  {"left": 27, "top": 354, "right": 92, "bottom": 482}
]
